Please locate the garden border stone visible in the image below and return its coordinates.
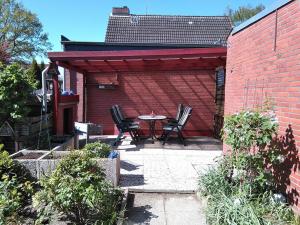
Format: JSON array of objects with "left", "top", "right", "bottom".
[{"left": 11, "top": 149, "right": 121, "bottom": 186}]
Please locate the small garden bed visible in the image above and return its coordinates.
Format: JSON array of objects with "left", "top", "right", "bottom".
[
  {"left": 14, "top": 152, "right": 44, "bottom": 160},
  {"left": 42, "top": 151, "right": 70, "bottom": 159},
  {"left": 11, "top": 150, "right": 49, "bottom": 160},
  {"left": 0, "top": 141, "right": 123, "bottom": 225},
  {"left": 198, "top": 109, "right": 299, "bottom": 225}
]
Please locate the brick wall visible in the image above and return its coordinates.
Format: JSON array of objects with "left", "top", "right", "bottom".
[
  {"left": 225, "top": 0, "right": 300, "bottom": 213},
  {"left": 64, "top": 69, "right": 85, "bottom": 122},
  {"left": 85, "top": 70, "right": 217, "bottom": 136}
]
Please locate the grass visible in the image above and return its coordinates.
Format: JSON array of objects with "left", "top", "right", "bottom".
[{"left": 198, "top": 158, "right": 299, "bottom": 225}]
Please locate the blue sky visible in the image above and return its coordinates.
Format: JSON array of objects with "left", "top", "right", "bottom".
[{"left": 20, "top": 0, "right": 275, "bottom": 62}]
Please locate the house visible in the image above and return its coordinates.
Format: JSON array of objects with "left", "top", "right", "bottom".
[
  {"left": 224, "top": 0, "right": 300, "bottom": 213},
  {"left": 48, "top": 6, "right": 232, "bottom": 137}
]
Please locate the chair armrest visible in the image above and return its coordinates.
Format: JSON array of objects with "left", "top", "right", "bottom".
[
  {"left": 167, "top": 118, "right": 177, "bottom": 123},
  {"left": 123, "top": 117, "right": 136, "bottom": 122},
  {"left": 126, "top": 117, "right": 136, "bottom": 120}
]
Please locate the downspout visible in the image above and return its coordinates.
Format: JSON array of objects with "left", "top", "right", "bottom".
[
  {"left": 273, "top": 9, "right": 278, "bottom": 51},
  {"left": 42, "top": 66, "right": 50, "bottom": 113},
  {"left": 84, "top": 74, "right": 87, "bottom": 122}
]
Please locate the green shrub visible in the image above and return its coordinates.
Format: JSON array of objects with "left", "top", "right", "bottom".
[
  {"left": 33, "top": 151, "right": 122, "bottom": 225},
  {"left": 0, "top": 63, "right": 37, "bottom": 122},
  {"left": 0, "top": 150, "right": 34, "bottom": 184},
  {"left": 223, "top": 110, "right": 278, "bottom": 152},
  {"left": 222, "top": 110, "right": 283, "bottom": 194},
  {"left": 82, "top": 141, "right": 111, "bottom": 158},
  {"left": 0, "top": 176, "right": 22, "bottom": 225},
  {"left": 0, "top": 149, "right": 35, "bottom": 225},
  {"left": 199, "top": 109, "right": 297, "bottom": 225}
]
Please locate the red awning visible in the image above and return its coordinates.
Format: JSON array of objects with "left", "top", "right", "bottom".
[{"left": 48, "top": 47, "right": 226, "bottom": 73}]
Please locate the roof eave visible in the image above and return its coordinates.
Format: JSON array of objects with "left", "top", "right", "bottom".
[
  {"left": 48, "top": 47, "right": 227, "bottom": 61},
  {"left": 232, "top": 0, "right": 293, "bottom": 35}
]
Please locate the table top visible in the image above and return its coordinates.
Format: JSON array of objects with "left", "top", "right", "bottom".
[{"left": 138, "top": 115, "right": 167, "bottom": 121}]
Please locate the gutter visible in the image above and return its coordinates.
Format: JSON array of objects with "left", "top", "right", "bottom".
[{"left": 232, "top": 0, "right": 293, "bottom": 35}]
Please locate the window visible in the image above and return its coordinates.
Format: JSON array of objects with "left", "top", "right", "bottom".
[{"left": 216, "top": 68, "right": 225, "bottom": 87}]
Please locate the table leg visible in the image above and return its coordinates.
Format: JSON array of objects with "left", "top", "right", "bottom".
[{"left": 149, "top": 120, "right": 155, "bottom": 143}]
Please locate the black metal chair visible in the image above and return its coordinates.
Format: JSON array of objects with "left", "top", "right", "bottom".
[
  {"left": 110, "top": 106, "right": 140, "bottom": 146},
  {"left": 161, "top": 106, "right": 192, "bottom": 146},
  {"left": 114, "top": 105, "right": 139, "bottom": 125},
  {"left": 166, "top": 104, "right": 184, "bottom": 124}
]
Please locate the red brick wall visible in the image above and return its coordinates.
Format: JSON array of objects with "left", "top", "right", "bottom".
[
  {"left": 85, "top": 70, "right": 216, "bottom": 136},
  {"left": 64, "top": 69, "right": 85, "bottom": 122},
  {"left": 225, "top": 0, "right": 300, "bottom": 213}
]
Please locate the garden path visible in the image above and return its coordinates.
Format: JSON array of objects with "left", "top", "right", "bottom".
[
  {"left": 116, "top": 136, "right": 222, "bottom": 192},
  {"left": 123, "top": 193, "right": 206, "bottom": 225}
]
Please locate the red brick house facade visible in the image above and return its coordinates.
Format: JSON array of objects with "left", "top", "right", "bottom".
[
  {"left": 49, "top": 7, "right": 232, "bottom": 136},
  {"left": 225, "top": 0, "right": 300, "bottom": 213}
]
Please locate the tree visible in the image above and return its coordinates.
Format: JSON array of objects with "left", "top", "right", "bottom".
[
  {"left": 225, "top": 4, "right": 265, "bottom": 26},
  {"left": 0, "top": 0, "right": 52, "bottom": 63},
  {"left": 0, "top": 63, "right": 36, "bottom": 123},
  {"left": 0, "top": 43, "right": 10, "bottom": 64},
  {"left": 40, "top": 61, "right": 45, "bottom": 72},
  {"left": 29, "top": 59, "right": 42, "bottom": 88}
]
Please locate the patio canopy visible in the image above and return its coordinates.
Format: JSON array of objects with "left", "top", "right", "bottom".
[{"left": 48, "top": 47, "right": 227, "bottom": 73}]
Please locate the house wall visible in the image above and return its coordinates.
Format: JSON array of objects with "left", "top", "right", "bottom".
[
  {"left": 64, "top": 69, "right": 85, "bottom": 122},
  {"left": 66, "top": 69, "right": 218, "bottom": 136},
  {"left": 225, "top": 0, "right": 300, "bottom": 213}
]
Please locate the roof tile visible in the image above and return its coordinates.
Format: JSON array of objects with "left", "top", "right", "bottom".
[{"left": 105, "top": 14, "right": 232, "bottom": 46}]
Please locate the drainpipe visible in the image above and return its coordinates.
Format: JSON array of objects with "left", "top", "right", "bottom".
[
  {"left": 42, "top": 66, "right": 50, "bottom": 113},
  {"left": 84, "top": 74, "right": 87, "bottom": 122}
]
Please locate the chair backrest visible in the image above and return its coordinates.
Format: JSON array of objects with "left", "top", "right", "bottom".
[
  {"left": 175, "top": 104, "right": 184, "bottom": 121},
  {"left": 115, "top": 105, "right": 125, "bottom": 121},
  {"left": 177, "top": 106, "right": 192, "bottom": 129},
  {"left": 110, "top": 107, "right": 123, "bottom": 129}
]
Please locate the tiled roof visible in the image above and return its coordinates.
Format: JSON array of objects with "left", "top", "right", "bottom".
[{"left": 105, "top": 14, "right": 232, "bottom": 46}]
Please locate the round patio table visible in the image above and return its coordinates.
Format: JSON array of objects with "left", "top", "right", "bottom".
[{"left": 138, "top": 115, "right": 166, "bottom": 143}]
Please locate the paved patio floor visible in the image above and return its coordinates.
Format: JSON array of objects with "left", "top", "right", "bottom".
[
  {"left": 116, "top": 136, "right": 222, "bottom": 192},
  {"left": 83, "top": 135, "right": 221, "bottom": 224},
  {"left": 124, "top": 193, "right": 206, "bottom": 225}
]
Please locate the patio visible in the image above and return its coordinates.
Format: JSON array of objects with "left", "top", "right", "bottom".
[{"left": 86, "top": 135, "right": 222, "bottom": 192}]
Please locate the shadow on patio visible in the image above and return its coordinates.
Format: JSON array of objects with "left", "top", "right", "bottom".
[
  {"left": 81, "top": 135, "right": 222, "bottom": 152},
  {"left": 79, "top": 134, "right": 222, "bottom": 192}
]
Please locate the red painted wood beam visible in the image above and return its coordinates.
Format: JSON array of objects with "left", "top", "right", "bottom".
[
  {"left": 48, "top": 47, "right": 227, "bottom": 61},
  {"left": 104, "top": 60, "right": 117, "bottom": 71},
  {"left": 56, "top": 61, "right": 87, "bottom": 74}
]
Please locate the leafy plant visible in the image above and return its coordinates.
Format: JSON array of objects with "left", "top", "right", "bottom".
[
  {"left": 199, "top": 157, "right": 297, "bottom": 225},
  {"left": 205, "top": 190, "right": 296, "bottom": 225},
  {"left": 199, "top": 156, "right": 236, "bottom": 197},
  {"left": 0, "top": 148, "right": 35, "bottom": 225},
  {"left": 0, "top": 43, "right": 10, "bottom": 64},
  {"left": 222, "top": 110, "right": 281, "bottom": 193},
  {"left": 199, "top": 109, "right": 297, "bottom": 225},
  {"left": 29, "top": 59, "right": 42, "bottom": 88},
  {"left": 33, "top": 151, "right": 122, "bottom": 225},
  {"left": 223, "top": 110, "right": 278, "bottom": 153},
  {"left": 0, "top": 63, "right": 36, "bottom": 123},
  {"left": 0, "top": 176, "right": 22, "bottom": 225},
  {"left": 0, "top": 0, "right": 52, "bottom": 63},
  {"left": 0, "top": 149, "right": 34, "bottom": 186},
  {"left": 82, "top": 141, "right": 112, "bottom": 158}
]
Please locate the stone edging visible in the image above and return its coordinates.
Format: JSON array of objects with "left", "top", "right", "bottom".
[{"left": 117, "top": 188, "right": 129, "bottom": 225}]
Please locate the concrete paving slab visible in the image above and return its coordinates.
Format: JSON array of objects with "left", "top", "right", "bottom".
[
  {"left": 124, "top": 193, "right": 206, "bottom": 225},
  {"left": 118, "top": 137, "right": 222, "bottom": 192}
]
